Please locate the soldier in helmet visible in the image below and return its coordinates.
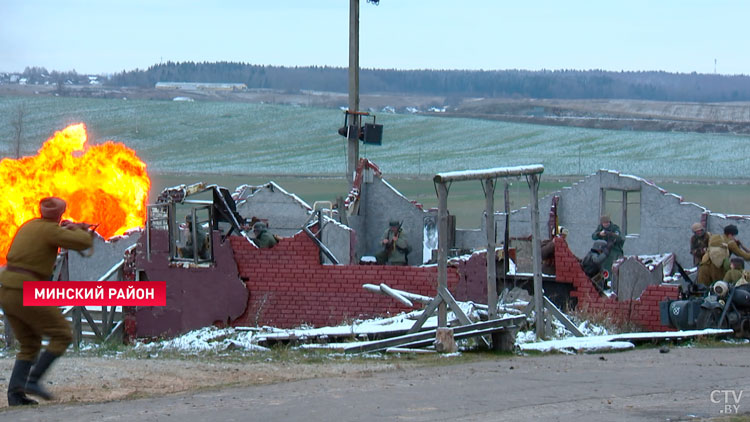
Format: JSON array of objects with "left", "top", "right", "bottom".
[
  {"left": 0, "top": 197, "right": 94, "bottom": 406},
  {"left": 252, "top": 221, "right": 277, "bottom": 249},
  {"left": 375, "top": 220, "right": 410, "bottom": 266},
  {"left": 689, "top": 222, "right": 710, "bottom": 267},
  {"left": 591, "top": 215, "right": 624, "bottom": 280}
]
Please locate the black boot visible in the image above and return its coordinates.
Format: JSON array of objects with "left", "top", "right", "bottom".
[
  {"left": 25, "top": 351, "right": 60, "bottom": 400},
  {"left": 7, "top": 360, "right": 38, "bottom": 406}
]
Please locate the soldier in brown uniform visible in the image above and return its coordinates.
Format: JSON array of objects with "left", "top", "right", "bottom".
[
  {"left": 689, "top": 222, "right": 710, "bottom": 267},
  {"left": 696, "top": 224, "right": 750, "bottom": 286},
  {"left": 0, "top": 197, "right": 94, "bottom": 406}
]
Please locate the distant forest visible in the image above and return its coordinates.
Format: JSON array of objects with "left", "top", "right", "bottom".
[{"left": 17, "top": 62, "right": 750, "bottom": 102}]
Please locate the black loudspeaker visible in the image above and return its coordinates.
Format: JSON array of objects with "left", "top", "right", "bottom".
[{"left": 362, "top": 123, "right": 383, "bottom": 145}]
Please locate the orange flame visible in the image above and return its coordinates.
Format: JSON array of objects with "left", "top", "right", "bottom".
[{"left": 0, "top": 123, "right": 150, "bottom": 265}]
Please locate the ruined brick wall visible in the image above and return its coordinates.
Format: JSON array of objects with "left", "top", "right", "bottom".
[
  {"left": 452, "top": 252, "right": 494, "bottom": 304},
  {"left": 229, "top": 231, "right": 459, "bottom": 328},
  {"left": 554, "top": 237, "right": 679, "bottom": 331}
]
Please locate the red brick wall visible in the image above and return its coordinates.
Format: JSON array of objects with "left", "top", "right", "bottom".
[
  {"left": 554, "top": 237, "right": 679, "bottom": 331},
  {"left": 229, "top": 231, "right": 459, "bottom": 328}
]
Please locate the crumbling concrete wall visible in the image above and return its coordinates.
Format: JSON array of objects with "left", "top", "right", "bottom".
[
  {"left": 349, "top": 169, "right": 431, "bottom": 265},
  {"left": 234, "top": 181, "right": 312, "bottom": 237},
  {"left": 612, "top": 257, "right": 664, "bottom": 302},
  {"left": 319, "top": 215, "right": 354, "bottom": 265},
  {"left": 490, "top": 169, "right": 750, "bottom": 269}
]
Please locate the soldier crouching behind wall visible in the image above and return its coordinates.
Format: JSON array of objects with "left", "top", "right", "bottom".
[
  {"left": 697, "top": 224, "right": 750, "bottom": 286},
  {"left": 0, "top": 197, "right": 94, "bottom": 406},
  {"left": 252, "top": 222, "right": 278, "bottom": 249}
]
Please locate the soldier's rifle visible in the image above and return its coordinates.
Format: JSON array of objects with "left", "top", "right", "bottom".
[{"left": 384, "top": 221, "right": 403, "bottom": 256}]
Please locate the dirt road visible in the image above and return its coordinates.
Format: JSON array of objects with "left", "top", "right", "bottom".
[{"left": 1, "top": 346, "right": 748, "bottom": 422}]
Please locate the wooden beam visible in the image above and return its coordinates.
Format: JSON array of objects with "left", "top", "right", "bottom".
[
  {"left": 438, "top": 287, "right": 473, "bottom": 326},
  {"left": 437, "top": 181, "right": 449, "bottom": 327},
  {"left": 72, "top": 307, "right": 82, "bottom": 350},
  {"left": 543, "top": 296, "right": 584, "bottom": 337},
  {"left": 434, "top": 165, "right": 544, "bottom": 184},
  {"left": 408, "top": 295, "right": 443, "bottom": 334},
  {"left": 528, "top": 174, "right": 545, "bottom": 339},
  {"left": 485, "top": 178, "right": 497, "bottom": 320},
  {"left": 80, "top": 307, "right": 103, "bottom": 340},
  {"left": 346, "top": 316, "right": 525, "bottom": 354}
]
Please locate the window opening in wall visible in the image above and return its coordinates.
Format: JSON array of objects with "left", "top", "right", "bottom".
[
  {"left": 170, "top": 204, "right": 214, "bottom": 264},
  {"left": 602, "top": 189, "right": 640, "bottom": 235}
]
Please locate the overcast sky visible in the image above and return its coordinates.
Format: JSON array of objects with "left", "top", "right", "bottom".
[{"left": 1, "top": 1, "right": 747, "bottom": 75}]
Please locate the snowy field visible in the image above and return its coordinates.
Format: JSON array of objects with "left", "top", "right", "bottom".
[{"left": 1, "top": 96, "right": 749, "bottom": 179}]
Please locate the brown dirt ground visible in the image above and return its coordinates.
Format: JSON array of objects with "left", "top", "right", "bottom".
[{"left": 0, "top": 355, "right": 402, "bottom": 408}]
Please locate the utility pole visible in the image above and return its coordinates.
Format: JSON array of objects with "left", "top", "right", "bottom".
[{"left": 347, "top": 0, "right": 360, "bottom": 186}]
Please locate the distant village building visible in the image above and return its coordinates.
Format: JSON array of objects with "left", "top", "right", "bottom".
[{"left": 155, "top": 82, "right": 247, "bottom": 91}]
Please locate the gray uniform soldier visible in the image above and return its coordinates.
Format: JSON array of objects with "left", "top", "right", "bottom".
[{"left": 375, "top": 220, "right": 409, "bottom": 265}]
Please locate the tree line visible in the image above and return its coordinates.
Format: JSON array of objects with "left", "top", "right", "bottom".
[{"left": 14, "top": 62, "right": 750, "bottom": 102}]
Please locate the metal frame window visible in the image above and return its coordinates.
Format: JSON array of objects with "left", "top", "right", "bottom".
[{"left": 601, "top": 188, "right": 641, "bottom": 235}]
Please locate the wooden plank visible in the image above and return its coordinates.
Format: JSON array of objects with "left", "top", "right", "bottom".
[
  {"left": 72, "top": 307, "right": 82, "bottom": 350},
  {"left": 407, "top": 295, "right": 443, "bottom": 334},
  {"left": 80, "top": 307, "right": 103, "bottom": 340},
  {"left": 399, "top": 325, "right": 523, "bottom": 350},
  {"left": 104, "top": 320, "right": 125, "bottom": 343},
  {"left": 438, "top": 287, "right": 473, "bottom": 326},
  {"left": 543, "top": 296, "right": 584, "bottom": 337},
  {"left": 347, "top": 316, "right": 525, "bottom": 354},
  {"left": 106, "top": 306, "right": 118, "bottom": 335},
  {"left": 434, "top": 165, "right": 544, "bottom": 183}
]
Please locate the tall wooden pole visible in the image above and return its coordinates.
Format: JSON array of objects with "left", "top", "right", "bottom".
[
  {"left": 347, "top": 0, "right": 360, "bottom": 186},
  {"left": 529, "top": 174, "right": 545, "bottom": 339},
  {"left": 503, "top": 182, "right": 510, "bottom": 287},
  {"left": 437, "top": 181, "right": 449, "bottom": 327},
  {"left": 484, "top": 179, "right": 497, "bottom": 320}
]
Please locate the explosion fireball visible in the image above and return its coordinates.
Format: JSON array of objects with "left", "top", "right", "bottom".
[{"left": 0, "top": 123, "right": 150, "bottom": 265}]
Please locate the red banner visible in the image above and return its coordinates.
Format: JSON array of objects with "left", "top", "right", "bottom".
[{"left": 23, "top": 281, "right": 166, "bottom": 306}]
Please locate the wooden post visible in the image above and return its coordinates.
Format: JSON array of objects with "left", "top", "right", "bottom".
[
  {"left": 72, "top": 307, "right": 82, "bottom": 351},
  {"left": 498, "top": 329, "right": 516, "bottom": 352},
  {"left": 435, "top": 327, "right": 457, "bottom": 353},
  {"left": 622, "top": 190, "right": 628, "bottom": 234},
  {"left": 485, "top": 178, "right": 497, "bottom": 321},
  {"left": 437, "top": 181, "right": 449, "bottom": 327},
  {"left": 347, "top": 0, "right": 360, "bottom": 186},
  {"left": 529, "top": 174, "right": 545, "bottom": 339},
  {"left": 486, "top": 178, "right": 504, "bottom": 350},
  {"left": 503, "top": 182, "right": 510, "bottom": 285}
]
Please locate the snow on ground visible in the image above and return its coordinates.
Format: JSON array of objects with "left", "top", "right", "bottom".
[
  {"left": 518, "top": 329, "right": 735, "bottom": 354},
  {"left": 130, "top": 326, "right": 269, "bottom": 354},
  {"left": 115, "top": 304, "right": 737, "bottom": 357},
  {"left": 1, "top": 305, "right": 734, "bottom": 359}
]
